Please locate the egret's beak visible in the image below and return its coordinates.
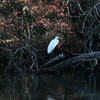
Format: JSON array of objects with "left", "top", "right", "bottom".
[{"left": 59, "top": 37, "right": 62, "bottom": 40}]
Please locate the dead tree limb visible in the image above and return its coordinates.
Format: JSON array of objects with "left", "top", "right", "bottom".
[
  {"left": 39, "top": 52, "right": 100, "bottom": 72},
  {"left": 39, "top": 54, "right": 65, "bottom": 70}
]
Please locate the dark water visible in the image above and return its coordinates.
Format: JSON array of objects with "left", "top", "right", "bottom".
[{"left": 0, "top": 71, "right": 100, "bottom": 100}]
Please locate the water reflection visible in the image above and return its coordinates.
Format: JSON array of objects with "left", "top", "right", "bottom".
[
  {"left": 47, "top": 95, "right": 56, "bottom": 100},
  {"left": 89, "top": 73, "right": 96, "bottom": 90},
  {"left": 0, "top": 72, "right": 100, "bottom": 100}
]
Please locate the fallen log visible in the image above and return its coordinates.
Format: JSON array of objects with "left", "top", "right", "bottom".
[
  {"left": 39, "top": 52, "right": 100, "bottom": 72},
  {"left": 39, "top": 54, "right": 65, "bottom": 70}
]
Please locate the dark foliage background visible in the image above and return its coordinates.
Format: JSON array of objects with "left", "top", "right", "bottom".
[{"left": 0, "top": 0, "right": 100, "bottom": 72}]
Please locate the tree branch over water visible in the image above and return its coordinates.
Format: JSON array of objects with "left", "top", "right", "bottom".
[{"left": 39, "top": 52, "right": 100, "bottom": 72}]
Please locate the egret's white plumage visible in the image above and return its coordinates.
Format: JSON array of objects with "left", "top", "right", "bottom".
[{"left": 47, "top": 36, "right": 60, "bottom": 54}]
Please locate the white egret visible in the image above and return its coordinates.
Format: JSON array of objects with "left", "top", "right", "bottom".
[{"left": 47, "top": 36, "right": 60, "bottom": 54}]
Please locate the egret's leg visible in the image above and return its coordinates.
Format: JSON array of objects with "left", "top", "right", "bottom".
[
  {"left": 50, "top": 51, "right": 54, "bottom": 60},
  {"left": 49, "top": 48, "right": 60, "bottom": 60}
]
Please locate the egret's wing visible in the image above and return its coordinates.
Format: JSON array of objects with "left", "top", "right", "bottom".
[{"left": 47, "top": 39, "right": 59, "bottom": 54}]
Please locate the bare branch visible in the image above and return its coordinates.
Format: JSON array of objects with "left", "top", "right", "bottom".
[{"left": 40, "top": 52, "right": 100, "bottom": 72}]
